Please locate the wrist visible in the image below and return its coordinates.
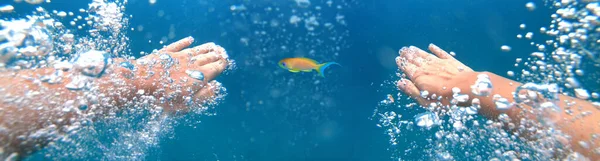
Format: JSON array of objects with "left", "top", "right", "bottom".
[
  {"left": 444, "top": 71, "right": 489, "bottom": 106},
  {"left": 443, "top": 71, "right": 483, "bottom": 98}
]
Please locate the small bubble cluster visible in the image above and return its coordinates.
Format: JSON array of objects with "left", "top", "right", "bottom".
[{"left": 471, "top": 74, "right": 493, "bottom": 97}]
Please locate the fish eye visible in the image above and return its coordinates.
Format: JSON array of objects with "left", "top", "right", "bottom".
[{"left": 281, "top": 62, "right": 286, "bottom": 66}]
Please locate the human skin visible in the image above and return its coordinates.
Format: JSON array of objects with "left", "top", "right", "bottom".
[
  {"left": 395, "top": 44, "right": 600, "bottom": 160},
  {"left": 0, "top": 37, "right": 229, "bottom": 160}
]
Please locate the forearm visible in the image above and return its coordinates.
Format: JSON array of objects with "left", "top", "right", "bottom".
[
  {"left": 458, "top": 71, "right": 600, "bottom": 158},
  {"left": 0, "top": 62, "right": 137, "bottom": 159}
]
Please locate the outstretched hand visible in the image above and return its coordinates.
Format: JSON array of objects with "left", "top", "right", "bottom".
[
  {"left": 134, "top": 37, "right": 229, "bottom": 113},
  {"left": 396, "top": 44, "right": 474, "bottom": 105}
]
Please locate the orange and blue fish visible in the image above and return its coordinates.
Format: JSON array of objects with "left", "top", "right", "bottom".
[{"left": 278, "top": 57, "right": 340, "bottom": 77}]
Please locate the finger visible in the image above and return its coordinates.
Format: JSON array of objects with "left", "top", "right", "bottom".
[
  {"left": 161, "top": 36, "right": 195, "bottom": 52},
  {"left": 400, "top": 46, "right": 433, "bottom": 66},
  {"left": 428, "top": 43, "right": 456, "bottom": 60},
  {"left": 411, "top": 46, "right": 437, "bottom": 60},
  {"left": 397, "top": 79, "right": 427, "bottom": 105},
  {"left": 191, "top": 52, "right": 221, "bottom": 67},
  {"left": 412, "top": 57, "right": 425, "bottom": 67},
  {"left": 198, "top": 59, "right": 228, "bottom": 81},
  {"left": 395, "top": 56, "right": 406, "bottom": 68},
  {"left": 194, "top": 81, "right": 220, "bottom": 101},
  {"left": 398, "top": 60, "right": 423, "bottom": 80},
  {"left": 180, "top": 42, "right": 217, "bottom": 57},
  {"left": 399, "top": 47, "right": 417, "bottom": 60}
]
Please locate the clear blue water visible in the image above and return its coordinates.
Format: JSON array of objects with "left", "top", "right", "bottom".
[{"left": 6, "top": 0, "right": 573, "bottom": 160}]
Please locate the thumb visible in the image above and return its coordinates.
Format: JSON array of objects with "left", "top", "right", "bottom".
[{"left": 397, "top": 78, "right": 427, "bottom": 105}]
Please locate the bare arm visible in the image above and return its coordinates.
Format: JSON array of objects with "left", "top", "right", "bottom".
[
  {"left": 0, "top": 37, "right": 229, "bottom": 160},
  {"left": 457, "top": 71, "right": 600, "bottom": 159},
  {"left": 0, "top": 64, "right": 135, "bottom": 159},
  {"left": 396, "top": 44, "right": 600, "bottom": 160}
]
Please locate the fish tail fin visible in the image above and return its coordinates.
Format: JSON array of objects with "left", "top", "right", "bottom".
[{"left": 316, "top": 62, "right": 340, "bottom": 77}]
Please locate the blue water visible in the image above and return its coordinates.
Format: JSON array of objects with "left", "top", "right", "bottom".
[{"left": 13, "top": 0, "right": 560, "bottom": 160}]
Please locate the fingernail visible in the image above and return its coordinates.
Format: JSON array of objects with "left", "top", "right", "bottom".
[
  {"left": 399, "top": 47, "right": 408, "bottom": 54},
  {"left": 429, "top": 43, "right": 439, "bottom": 49},
  {"left": 408, "top": 46, "right": 419, "bottom": 51},
  {"left": 187, "top": 36, "right": 195, "bottom": 41}
]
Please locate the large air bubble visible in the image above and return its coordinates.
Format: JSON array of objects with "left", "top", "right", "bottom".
[{"left": 71, "top": 50, "right": 112, "bottom": 78}]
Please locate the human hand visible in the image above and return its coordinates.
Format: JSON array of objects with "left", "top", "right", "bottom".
[
  {"left": 133, "top": 37, "right": 229, "bottom": 113},
  {"left": 396, "top": 44, "right": 475, "bottom": 105}
]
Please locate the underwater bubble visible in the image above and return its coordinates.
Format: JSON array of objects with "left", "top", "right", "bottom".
[
  {"left": 57, "top": 11, "right": 67, "bottom": 17},
  {"left": 54, "top": 61, "right": 74, "bottom": 70},
  {"left": 471, "top": 98, "right": 480, "bottom": 107},
  {"left": 41, "top": 70, "right": 64, "bottom": 84},
  {"left": 501, "top": 45, "right": 512, "bottom": 52},
  {"left": 119, "top": 61, "right": 135, "bottom": 70},
  {"left": 295, "top": 0, "right": 311, "bottom": 8},
  {"left": 502, "top": 151, "right": 518, "bottom": 160},
  {"left": 289, "top": 15, "right": 302, "bottom": 25},
  {"left": 0, "top": 16, "right": 53, "bottom": 66},
  {"left": 415, "top": 112, "right": 441, "bottom": 129},
  {"left": 454, "top": 94, "right": 469, "bottom": 103},
  {"left": 420, "top": 90, "right": 429, "bottom": 98},
  {"left": 498, "top": 114, "right": 511, "bottom": 123},
  {"left": 25, "top": 0, "right": 45, "bottom": 5},
  {"left": 304, "top": 16, "right": 319, "bottom": 31},
  {"left": 540, "top": 102, "right": 559, "bottom": 111},
  {"left": 466, "top": 98, "right": 480, "bottom": 115},
  {"left": 526, "top": 2, "right": 536, "bottom": 11},
  {"left": 159, "top": 53, "right": 173, "bottom": 68},
  {"left": 493, "top": 94, "right": 512, "bottom": 111},
  {"left": 435, "top": 131, "right": 444, "bottom": 139},
  {"left": 65, "top": 75, "right": 89, "bottom": 90},
  {"left": 230, "top": 4, "right": 247, "bottom": 12},
  {"left": 575, "top": 69, "right": 584, "bottom": 76},
  {"left": 525, "top": 32, "right": 534, "bottom": 39},
  {"left": 471, "top": 74, "right": 493, "bottom": 96},
  {"left": 452, "top": 87, "right": 461, "bottom": 94},
  {"left": 72, "top": 50, "right": 111, "bottom": 77},
  {"left": 465, "top": 106, "right": 478, "bottom": 115},
  {"left": 507, "top": 71, "right": 515, "bottom": 77},
  {"left": 514, "top": 83, "right": 559, "bottom": 103},
  {"left": 574, "top": 88, "right": 590, "bottom": 100},
  {"left": 159, "top": 53, "right": 171, "bottom": 60},
  {"left": 579, "top": 141, "right": 590, "bottom": 149},
  {"left": 565, "top": 152, "right": 588, "bottom": 161},
  {"left": 531, "top": 52, "right": 545, "bottom": 59},
  {"left": 566, "top": 77, "right": 581, "bottom": 88},
  {"left": 185, "top": 70, "right": 205, "bottom": 81},
  {"left": 453, "top": 121, "right": 464, "bottom": 131},
  {"left": 436, "top": 151, "right": 454, "bottom": 161},
  {"left": 0, "top": 5, "right": 14, "bottom": 13}
]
